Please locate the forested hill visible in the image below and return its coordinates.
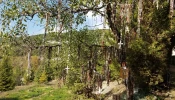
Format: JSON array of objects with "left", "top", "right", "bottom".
[
  {"left": 9, "top": 29, "right": 114, "bottom": 56},
  {"left": 30, "top": 29, "right": 111, "bottom": 42}
]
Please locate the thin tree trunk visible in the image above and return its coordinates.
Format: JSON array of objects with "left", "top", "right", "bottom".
[
  {"left": 170, "top": 0, "right": 174, "bottom": 29},
  {"left": 57, "top": 0, "right": 62, "bottom": 40},
  {"left": 137, "top": 0, "right": 143, "bottom": 36},
  {"left": 43, "top": 13, "right": 49, "bottom": 45},
  {"left": 105, "top": 50, "right": 110, "bottom": 85},
  {"left": 27, "top": 48, "right": 32, "bottom": 79},
  {"left": 127, "top": 69, "right": 134, "bottom": 100}
]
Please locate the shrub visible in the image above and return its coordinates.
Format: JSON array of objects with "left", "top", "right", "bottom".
[{"left": 39, "top": 70, "right": 47, "bottom": 83}]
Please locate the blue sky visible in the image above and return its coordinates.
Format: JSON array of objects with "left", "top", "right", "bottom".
[
  {"left": 27, "top": 15, "right": 46, "bottom": 35},
  {"left": 27, "top": 11, "right": 109, "bottom": 35}
]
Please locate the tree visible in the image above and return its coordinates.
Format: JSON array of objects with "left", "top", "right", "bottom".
[
  {"left": 0, "top": 56, "right": 15, "bottom": 91},
  {"left": 127, "top": 0, "right": 173, "bottom": 93},
  {"left": 0, "top": 0, "right": 175, "bottom": 99}
]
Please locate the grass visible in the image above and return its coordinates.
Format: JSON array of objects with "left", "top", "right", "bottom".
[
  {"left": 35, "top": 87, "right": 74, "bottom": 100},
  {"left": 0, "top": 83, "right": 74, "bottom": 100}
]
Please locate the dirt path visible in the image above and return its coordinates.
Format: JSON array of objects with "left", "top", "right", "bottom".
[
  {"left": 92, "top": 80, "right": 126, "bottom": 100},
  {"left": 101, "top": 81, "right": 125, "bottom": 95}
]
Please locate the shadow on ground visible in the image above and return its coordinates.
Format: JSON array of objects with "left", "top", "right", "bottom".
[{"left": 0, "top": 97, "right": 19, "bottom": 100}]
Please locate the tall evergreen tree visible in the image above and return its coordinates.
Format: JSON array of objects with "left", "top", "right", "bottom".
[
  {"left": 0, "top": 56, "right": 15, "bottom": 91},
  {"left": 127, "top": 0, "right": 171, "bottom": 90}
]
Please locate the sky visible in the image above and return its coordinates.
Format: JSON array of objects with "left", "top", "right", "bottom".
[
  {"left": 27, "top": 11, "right": 109, "bottom": 35},
  {"left": 26, "top": 15, "right": 46, "bottom": 35}
]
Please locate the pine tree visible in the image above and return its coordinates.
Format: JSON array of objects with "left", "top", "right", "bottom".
[
  {"left": 0, "top": 56, "right": 15, "bottom": 91},
  {"left": 127, "top": 0, "right": 171, "bottom": 90}
]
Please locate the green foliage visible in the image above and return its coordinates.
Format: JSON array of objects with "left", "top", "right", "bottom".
[
  {"left": 11, "top": 57, "right": 26, "bottom": 85},
  {"left": 39, "top": 70, "right": 47, "bottom": 83},
  {"left": 66, "top": 68, "right": 81, "bottom": 87},
  {"left": 72, "top": 83, "right": 85, "bottom": 94},
  {"left": 13, "top": 66, "right": 23, "bottom": 86},
  {"left": 151, "top": 2, "right": 170, "bottom": 33},
  {"left": 0, "top": 56, "right": 15, "bottom": 91},
  {"left": 50, "top": 61, "right": 60, "bottom": 79},
  {"left": 109, "top": 62, "right": 120, "bottom": 81},
  {"left": 127, "top": 38, "right": 166, "bottom": 88},
  {"left": 22, "top": 71, "right": 30, "bottom": 85},
  {"left": 45, "top": 64, "right": 54, "bottom": 81},
  {"left": 34, "top": 66, "right": 43, "bottom": 83},
  {"left": 34, "top": 59, "right": 54, "bottom": 83},
  {"left": 126, "top": 1, "right": 172, "bottom": 91}
]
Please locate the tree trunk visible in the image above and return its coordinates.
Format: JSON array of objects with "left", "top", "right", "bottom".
[
  {"left": 170, "top": 0, "right": 174, "bottom": 29},
  {"left": 137, "top": 0, "right": 143, "bottom": 36},
  {"left": 106, "top": 3, "right": 120, "bottom": 42},
  {"left": 43, "top": 13, "right": 49, "bottom": 45},
  {"left": 48, "top": 47, "right": 52, "bottom": 67},
  {"left": 127, "top": 69, "right": 134, "bottom": 100},
  {"left": 57, "top": 0, "right": 62, "bottom": 39},
  {"left": 27, "top": 48, "right": 32, "bottom": 79}
]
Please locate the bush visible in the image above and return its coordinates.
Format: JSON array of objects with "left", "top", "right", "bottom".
[{"left": 39, "top": 70, "right": 47, "bottom": 83}]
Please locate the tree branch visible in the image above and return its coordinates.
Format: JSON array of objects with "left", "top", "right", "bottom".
[{"left": 106, "top": 3, "right": 120, "bottom": 42}]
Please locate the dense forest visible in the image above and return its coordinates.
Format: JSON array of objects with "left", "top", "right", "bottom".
[{"left": 0, "top": 0, "right": 175, "bottom": 100}]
